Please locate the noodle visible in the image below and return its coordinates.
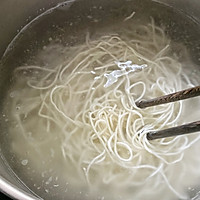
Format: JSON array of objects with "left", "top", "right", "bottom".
[{"left": 6, "top": 19, "right": 200, "bottom": 200}]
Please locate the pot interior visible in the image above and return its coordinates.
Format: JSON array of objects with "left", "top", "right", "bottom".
[{"left": 0, "top": 0, "right": 200, "bottom": 199}]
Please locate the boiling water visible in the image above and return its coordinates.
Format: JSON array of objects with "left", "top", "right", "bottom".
[{"left": 1, "top": 0, "right": 200, "bottom": 200}]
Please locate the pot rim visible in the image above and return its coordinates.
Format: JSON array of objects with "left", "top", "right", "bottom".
[{"left": 0, "top": 175, "right": 41, "bottom": 200}]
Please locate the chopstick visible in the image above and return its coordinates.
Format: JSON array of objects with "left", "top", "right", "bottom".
[
  {"left": 135, "top": 86, "right": 200, "bottom": 140},
  {"left": 147, "top": 121, "right": 200, "bottom": 140},
  {"left": 136, "top": 86, "right": 200, "bottom": 109}
]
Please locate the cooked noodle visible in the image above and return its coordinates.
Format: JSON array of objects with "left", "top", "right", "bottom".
[{"left": 6, "top": 20, "right": 200, "bottom": 200}]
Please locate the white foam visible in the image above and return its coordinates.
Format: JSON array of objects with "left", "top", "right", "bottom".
[{"left": 104, "top": 61, "right": 147, "bottom": 87}]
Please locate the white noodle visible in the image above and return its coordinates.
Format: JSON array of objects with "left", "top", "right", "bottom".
[{"left": 6, "top": 20, "right": 200, "bottom": 200}]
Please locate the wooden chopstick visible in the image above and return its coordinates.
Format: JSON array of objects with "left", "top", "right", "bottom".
[
  {"left": 135, "top": 86, "right": 200, "bottom": 140},
  {"left": 147, "top": 121, "right": 200, "bottom": 140},
  {"left": 136, "top": 86, "right": 200, "bottom": 109}
]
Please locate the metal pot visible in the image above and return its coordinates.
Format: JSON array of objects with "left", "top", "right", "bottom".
[{"left": 0, "top": 0, "right": 199, "bottom": 199}]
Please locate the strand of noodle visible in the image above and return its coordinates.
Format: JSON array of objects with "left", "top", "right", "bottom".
[
  {"left": 153, "top": 44, "right": 170, "bottom": 59},
  {"left": 14, "top": 65, "right": 56, "bottom": 73},
  {"left": 160, "top": 170, "right": 187, "bottom": 199},
  {"left": 181, "top": 73, "right": 196, "bottom": 87},
  {"left": 85, "top": 31, "right": 90, "bottom": 48},
  {"left": 113, "top": 112, "right": 133, "bottom": 162},
  {"left": 89, "top": 113, "right": 114, "bottom": 160},
  {"left": 50, "top": 85, "right": 81, "bottom": 125},
  {"left": 167, "top": 102, "right": 183, "bottom": 125},
  {"left": 59, "top": 50, "right": 91, "bottom": 80},
  {"left": 124, "top": 11, "right": 135, "bottom": 21},
  {"left": 85, "top": 150, "right": 106, "bottom": 185},
  {"left": 13, "top": 114, "right": 48, "bottom": 151},
  {"left": 142, "top": 137, "right": 185, "bottom": 165},
  {"left": 183, "top": 134, "right": 200, "bottom": 149},
  {"left": 27, "top": 65, "right": 62, "bottom": 90}
]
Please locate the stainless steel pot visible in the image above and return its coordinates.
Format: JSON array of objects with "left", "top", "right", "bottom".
[{"left": 0, "top": 0, "right": 200, "bottom": 199}]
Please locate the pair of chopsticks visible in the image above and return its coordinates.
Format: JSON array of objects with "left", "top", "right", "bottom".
[{"left": 135, "top": 86, "right": 200, "bottom": 140}]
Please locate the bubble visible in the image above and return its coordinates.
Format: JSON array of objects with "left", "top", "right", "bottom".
[
  {"left": 16, "top": 105, "right": 21, "bottom": 111},
  {"left": 21, "top": 159, "right": 28, "bottom": 166},
  {"left": 45, "top": 189, "right": 49, "bottom": 193},
  {"left": 87, "top": 15, "right": 93, "bottom": 19},
  {"left": 10, "top": 91, "right": 18, "bottom": 98},
  {"left": 54, "top": 184, "right": 59, "bottom": 187}
]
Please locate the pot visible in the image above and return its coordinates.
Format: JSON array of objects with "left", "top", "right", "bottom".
[{"left": 0, "top": 0, "right": 200, "bottom": 199}]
